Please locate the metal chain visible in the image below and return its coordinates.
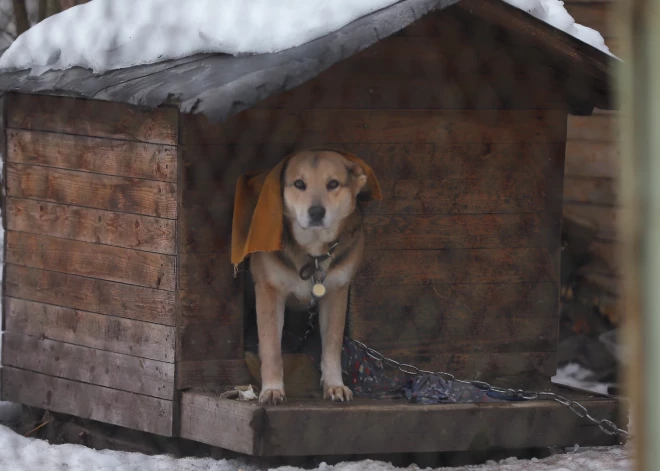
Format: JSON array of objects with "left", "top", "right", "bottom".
[{"left": 352, "top": 339, "right": 631, "bottom": 439}]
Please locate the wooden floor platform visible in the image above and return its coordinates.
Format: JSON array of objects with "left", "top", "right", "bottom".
[{"left": 179, "top": 385, "right": 626, "bottom": 456}]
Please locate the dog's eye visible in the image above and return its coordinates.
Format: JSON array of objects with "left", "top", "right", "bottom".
[
  {"left": 327, "top": 180, "right": 340, "bottom": 190},
  {"left": 293, "top": 179, "right": 306, "bottom": 190}
]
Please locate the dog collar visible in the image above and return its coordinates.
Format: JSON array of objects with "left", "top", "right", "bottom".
[{"left": 298, "top": 240, "right": 339, "bottom": 282}]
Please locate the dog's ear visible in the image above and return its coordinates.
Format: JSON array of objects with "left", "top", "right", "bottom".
[{"left": 349, "top": 163, "right": 368, "bottom": 194}]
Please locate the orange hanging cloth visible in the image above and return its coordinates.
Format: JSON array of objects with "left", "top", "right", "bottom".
[{"left": 230, "top": 149, "right": 382, "bottom": 271}]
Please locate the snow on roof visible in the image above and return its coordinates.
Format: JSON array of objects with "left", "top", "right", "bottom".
[{"left": 0, "top": 0, "right": 611, "bottom": 75}]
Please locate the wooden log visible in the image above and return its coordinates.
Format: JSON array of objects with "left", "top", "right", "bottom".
[
  {"left": 5, "top": 297, "right": 176, "bottom": 362},
  {"left": 175, "top": 360, "right": 252, "bottom": 390},
  {"left": 355, "top": 248, "right": 557, "bottom": 285},
  {"left": 7, "top": 129, "right": 177, "bottom": 181},
  {"left": 7, "top": 198, "right": 176, "bottom": 254},
  {"left": 7, "top": 94, "right": 178, "bottom": 145},
  {"left": 180, "top": 388, "right": 621, "bottom": 456},
  {"left": 563, "top": 177, "right": 618, "bottom": 206},
  {"left": 368, "top": 177, "right": 551, "bottom": 215},
  {"left": 192, "top": 109, "right": 568, "bottom": 145},
  {"left": 7, "top": 163, "right": 177, "bottom": 219},
  {"left": 6, "top": 232, "right": 176, "bottom": 291},
  {"left": 2, "top": 367, "right": 175, "bottom": 436},
  {"left": 5, "top": 265, "right": 176, "bottom": 325},
  {"left": 363, "top": 213, "right": 557, "bottom": 250},
  {"left": 3, "top": 333, "right": 175, "bottom": 399}
]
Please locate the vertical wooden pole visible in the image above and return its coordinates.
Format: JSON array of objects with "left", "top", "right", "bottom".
[{"left": 617, "top": 1, "right": 660, "bottom": 470}]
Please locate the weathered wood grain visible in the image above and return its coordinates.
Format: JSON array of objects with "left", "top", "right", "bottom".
[
  {"left": 195, "top": 109, "right": 568, "bottom": 145},
  {"left": 7, "top": 198, "right": 176, "bottom": 254},
  {"left": 5, "top": 297, "right": 176, "bottom": 362},
  {"left": 7, "top": 129, "right": 177, "bottom": 181},
  {"left": 7, "top": 94, "right": 178, "bottom": 145},
  {"left": 565, "top": 141, "right": 619, "bottom": 178},
  {"left": 354, "top": 248, "right": 557, "bottom": 285},
  {"left": 350, "top": 316, "right": 557, "bottom": 354},
  {"left": 7, "top": 163, "right": 177, "bottom": 219},
  {"left": 350, "top": 283, "right": 558, "bottom": 323},
  {"left": 178, "top": 290, "right": 242, "bottom": 326},
  {"left": 180, "top": 389, "right": 621, "bottom": 456},
  {"left": 180, "top": 391, "right": 257, "bottom": 454},
  {"left": 2, "top": 367, "right": 175, "bottom": 436},
  {"left": 176, "top": 360, "right": 252, "bottom": 390},
  {"left": 363, "top": 213, "right": 556, "bottom": 250},
  {"left": 3, "top": 333, "right": 175, "bottom": 399},
  {"left": 567, "top": 114, "right": 617, "bottom": 142},
  {"left": 368, "top": 178, "right": 551, "bottom": 215},
  {"left": 563, "top": 177, "right": 617, "bottom": 206},
  {"left": 5, "top": 265, "right": 175, "bottom": 325},
  {"left": 7, "top": 232, "right": 176, "bottom": 290},
  {"left": 177, "top": 323, "right": 243, "bottom": 361}
]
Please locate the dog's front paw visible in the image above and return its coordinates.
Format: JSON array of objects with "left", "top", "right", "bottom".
[
  {"left": 259, "top": 387, "right": 286, "bottom": 405},
  {"left": 323, "top": 384, "right": 353, "bottom": 402}
]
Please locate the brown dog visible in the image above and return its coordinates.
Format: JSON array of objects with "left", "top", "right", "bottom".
[{"left": 249, "top": 149, "right": 370, "bottom": 404}]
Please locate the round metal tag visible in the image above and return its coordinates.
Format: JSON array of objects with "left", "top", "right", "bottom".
[{"left": 312, "top": 283, "right": 326, "bottom": 298}]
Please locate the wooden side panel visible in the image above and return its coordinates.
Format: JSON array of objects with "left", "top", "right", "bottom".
[
  {"left": 176, "top": 141, "right": 244, "bottom": 388},
  {"left": 355, "top": 248, "right": 556, "bottom": 286},
  {"left": 6, "top": 93, "right": 178, "bottom": 145},
  {"left": 5, "top": 265, "right": 175, "bottom": 325},
  {"left": 6, "top": 232, "right": 176, "bottom": 290},
  {"left": 2, "top": 95, "right": 179, "bottom": 436},
  {"left": 7, "top": 198, "right": 176, "bottom": 254},
  {"left": 7, "top": 129, "right": 177, "bottom": 181},
  {"left": 2, "top": 368, "right": 176, "bottom": 436},
  {"left": 193, "top": 109, "right": 567, "bottom": 145},
  {"left": 3, "top": 333, "right": 175, "bottom": 399},
  {"left": 5, "top": 297, "right": 175, "bottom": 362},
  {"left": 7, "top": 163, "right": 177, "bottom": 219}
]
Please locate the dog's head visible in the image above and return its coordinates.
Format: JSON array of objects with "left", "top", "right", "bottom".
[{"left": 281, "top": 149, "right": 368, "bottom": 230}]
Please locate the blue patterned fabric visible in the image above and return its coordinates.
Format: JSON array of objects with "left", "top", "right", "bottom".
[{"left": 341, "top": 337, "right": 520, "bottom": 404}]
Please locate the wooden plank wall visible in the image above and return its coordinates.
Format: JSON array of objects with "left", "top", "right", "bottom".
[
  {"left": 176, "top": 117, "right": 252, "bottom": 390},
  {"left": 563, "top": 0, "right": 621, "bottom": 323},
  {"left": 2, "top": 94, "right": 179, "bottom": 436},
  {"left": 199, "top": 8, "right": 568, "bottom": 382}
]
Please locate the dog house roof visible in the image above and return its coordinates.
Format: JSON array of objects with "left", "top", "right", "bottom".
[{"left": 0, "top": 0, "right": 616, "bottom": 123}]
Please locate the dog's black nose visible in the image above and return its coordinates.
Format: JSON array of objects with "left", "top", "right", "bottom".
[{"left": 308, "top": 205, "right": 326, "bottom": 224}]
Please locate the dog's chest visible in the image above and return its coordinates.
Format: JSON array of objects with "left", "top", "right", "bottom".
[{"left": 286, "top": 257, "right": 353, "bottom": 303}]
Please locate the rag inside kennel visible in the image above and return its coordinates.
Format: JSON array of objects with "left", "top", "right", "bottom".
[{"left": 0, "top": 0, "right": 625, "bottom": 456}]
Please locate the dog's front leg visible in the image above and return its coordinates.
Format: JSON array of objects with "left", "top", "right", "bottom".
[
  {"left": 319, "top": 284, "right": 353, "bottom": 402},
  {"left": 255, "top": 282, "right": 286, "bottom": 404}
]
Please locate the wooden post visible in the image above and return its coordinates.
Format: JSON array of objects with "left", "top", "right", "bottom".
[{"left": 617, "top": 1, "right": 660, "bottom": 470}]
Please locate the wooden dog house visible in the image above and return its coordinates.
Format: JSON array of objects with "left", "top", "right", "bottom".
[{"left": 0, "top": 0, "right": 624, "bottom": 456}]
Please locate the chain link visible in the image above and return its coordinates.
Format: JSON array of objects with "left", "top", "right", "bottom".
[{"left": 352, "top": 339, "right": 630, "bottom": 439}]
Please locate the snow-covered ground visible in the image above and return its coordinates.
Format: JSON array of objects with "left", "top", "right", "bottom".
[
  {"left": 0, "top": 421, "right": 633, "bottom": 471},
  {"left": 0, "top": 0, "right": 612, "bottom": 74}
]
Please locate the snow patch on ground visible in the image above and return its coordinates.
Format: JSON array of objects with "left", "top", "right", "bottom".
[
  {"left": 0, "top": 423, "right": 633, "bottom": 471},
  {"left": 0, "top": 0, "right": 612, "bottom": 74},
  {"left": 552, "top": 363, "right": 613, "bottom": 395}
]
